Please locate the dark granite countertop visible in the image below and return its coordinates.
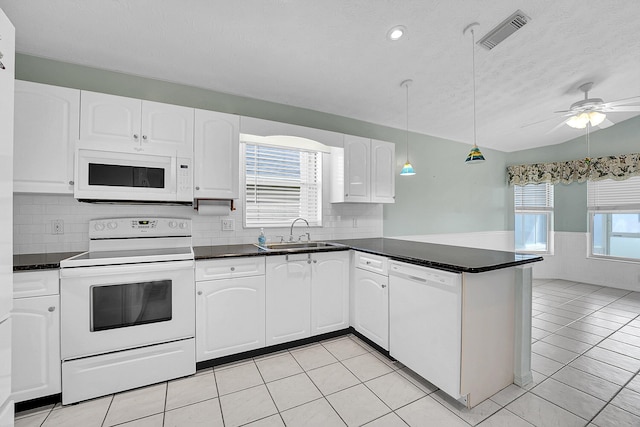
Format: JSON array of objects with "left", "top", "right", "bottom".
[
  {"left": 332, "top": 238, "right": 542, "bottom": 273},
  {"left": 13, "top": 251, "right": 83, "bottom": 271},
  {"left": 15, "top": 238, "right": 542, "bottom": 274},
  {"left": 194, "top": 238, "right": 542, "bottom": 274}
]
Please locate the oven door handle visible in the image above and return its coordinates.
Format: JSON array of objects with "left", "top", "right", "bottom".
[{"left": 59, "top": 260, "right": 194, "bottom": 278}]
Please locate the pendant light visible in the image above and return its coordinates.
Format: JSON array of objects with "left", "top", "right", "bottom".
[
  {"left": 400, "top": 79, "right": 416, "bottom": 176},
  {"left": 463, "top": 23, "right": 486, "bottom": 164}
]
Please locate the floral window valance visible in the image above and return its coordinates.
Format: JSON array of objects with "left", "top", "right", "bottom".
[{"left": 507, "top": 153, "right": 640, "bottom": 186}]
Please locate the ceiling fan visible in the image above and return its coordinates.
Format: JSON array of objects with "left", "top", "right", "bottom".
[{"left": 549, "top": 82, "right": 640, "bottom": 131}]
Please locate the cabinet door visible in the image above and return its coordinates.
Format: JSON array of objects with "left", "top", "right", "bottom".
[
  {"left": 311, "top": 252, "right": 349, "bottom": 335},
  {"left": 370, "top": 139, "right": 395, "bottom": 203},
  {"left": 344, "top": 135, "right": 370, "bottom": 202},
  {"left": 265, "top": 256, "right": 311, "bottom": 346},
  {"left": 11, "top": 295, "right": 61, "bottom": 403},
  {"left": 353, "top": 268, "right": 389, "bottom": 349},
  {"left": 196, "top": 276, "right": 265, "bottom": 362},
  {"left": 80, "top": 91, "right": 141, "bottom": 145},
  {"left": 194, "top": 109, "right": 239, "bottom": 199},
  {"left": 14, "top": 80, "right": 79, "bottom": 193},
  {"left": 141, "top": 100, "right": 194, "bottom": 157}
]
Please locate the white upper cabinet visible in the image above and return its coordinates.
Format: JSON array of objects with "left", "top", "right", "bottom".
[
  {"left": 80, "top": 91, "right": 194, "bottom": 157},
  {"left": 331, "top": 135, "right": 395, "bottom": 203},
  {"left": 370, "top": 139, "right": 395, "bottom": 203},
  {"left": 193, "top": 109, "right": 239, "bottom": 199},
  {"left": 14, "top": 80, "right": 80, "bottom": 194}
]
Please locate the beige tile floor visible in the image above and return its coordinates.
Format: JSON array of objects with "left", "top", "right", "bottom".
[{"left": 14, "top": 279, "right": 640, "bottom": 427}]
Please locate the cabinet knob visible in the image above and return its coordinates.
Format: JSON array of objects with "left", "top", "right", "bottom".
[
  {"left": 313, "top": 260, "right": 317, "bottom": 263},
  {"left": 197, "top": 291, "right": 203, "bottom": 295},
  {"left": 48, "top": 306, "right": 56, "bottom": 312},
  {"left": 345, "top": 194, "right": 348, "bottom": 197},
  {"left": 142, "top": 135, "right": 148, "bottom": 140},
  {"left": 195, "top": 186, "right": 200, "bottom": 190},
  {"left": 381, "top": 284, "right": 387, "bottom": 288},
  {"left": 68, "top": 180, "right": 74, "bottom": 185},
  {"left": 133, "top": 134, "right": 139, "bottom": 139},
  {"left": 230, "top": 267, "right": 235, "bottom": 271}
]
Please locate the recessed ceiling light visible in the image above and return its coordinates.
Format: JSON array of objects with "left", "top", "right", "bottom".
[{"left": 387, "top": 25, "right": 406, "bottom": 41}]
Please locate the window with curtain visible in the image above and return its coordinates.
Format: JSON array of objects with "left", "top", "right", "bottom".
[
  {"left": 514, "top": 183, "right": 554, "bottom": 253},
  {"left": 588, "top": 176, "right": 640, "bottom": 261},
  {"left": 244, "top": 143, "right": 322, "bottom": 228}
]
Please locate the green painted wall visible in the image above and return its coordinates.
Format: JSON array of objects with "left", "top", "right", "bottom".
[
  {"left": 16, "top": 54, "right": 512, "bottom": 236},
  {"left": 506, "top": 116, "right": 640, "bottom": 232}
]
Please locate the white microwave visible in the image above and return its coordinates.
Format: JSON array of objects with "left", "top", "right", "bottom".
[{"left": 74, "top": 144, "right": 192, "bottom": 204}]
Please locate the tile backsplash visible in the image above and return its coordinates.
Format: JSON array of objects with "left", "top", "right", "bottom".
[{"left": 13, "top": 194, "right": 383, "bottom": 254}]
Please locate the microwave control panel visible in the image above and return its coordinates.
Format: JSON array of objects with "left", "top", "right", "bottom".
[{"left": 177, "top": 157, "right": 193, "bottom": 201}]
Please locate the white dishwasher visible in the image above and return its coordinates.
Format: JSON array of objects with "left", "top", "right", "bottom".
[{"left": 389, "top": 261, "right": 463, "bottom": 401}]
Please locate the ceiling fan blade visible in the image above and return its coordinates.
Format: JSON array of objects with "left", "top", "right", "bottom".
[
  {"left": 602, "top": 105, "right": 640, "bottom": 112},
  {"left": 598, "top": 118, "right": 616, "bottom": 129},
  {"left": 545, "top": 119, "right": 570, "bottom": 134},
  {"left": 520, "top": 116, "right": 563, "bottom": 129},
  {"left": 553, "top": 109, "right": 572, "bottom": 114},
  {"left": 602, "top": 95, "right": 640, "bottom": 108}
]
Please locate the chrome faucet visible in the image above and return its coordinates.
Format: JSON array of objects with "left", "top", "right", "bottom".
[{"left": 289, "top": 217, "right": 310, "bottom": 242}]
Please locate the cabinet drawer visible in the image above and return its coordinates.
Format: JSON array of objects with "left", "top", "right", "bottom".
[
  {"left": 196, "top": 257, "right": 265, "bottom": 281},
  {"left": 13, "top": 270, "right": 59, "bottom": 298},
  {"left": 354, "top": 251, "right": 388, "bottom": 275}
]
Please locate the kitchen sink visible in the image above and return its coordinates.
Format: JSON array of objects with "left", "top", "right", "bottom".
[{"left": 255, "top": 241, "right": 343, "bottom": 251}]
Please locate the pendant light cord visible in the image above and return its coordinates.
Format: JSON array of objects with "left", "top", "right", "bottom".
[
  {"left": 405, "top": 82, "right": 410, "bottom": 162},
  {"left": 471, "top": 27, "right": 477, "bottom": 148}
]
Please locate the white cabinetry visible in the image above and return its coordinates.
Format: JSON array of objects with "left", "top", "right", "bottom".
[
  {"left": 311, "top": 251, "right": 349, "bottom": 335},
  {"left": 266, "top": 255, "right": 311, "bottom": 345},
  {"left": 331, "top": 135, "right": 395, "bottom": 203},
  {"left": 266, "top": 251, "right": 349, "bottom": 346},
  {"left": 80, "top": 91, "right": 194, "bottom": 157},
  {"left": 193, "top": 109, "right": 239, "bottom": 199},
  {"left": 13, "top": 80, "right": 80, "bottom": 194},
  {"left": 196, "top": 257, "right": 265, "bottom": 362},
  {"left": 11, "top": 270, "right": 61, "bottom": 403},
  {"left": 352, "top": 252, "right": 389, "bottom": 349}
]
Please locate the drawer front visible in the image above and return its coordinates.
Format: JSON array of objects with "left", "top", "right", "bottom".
[
  {"left": 196, "top": 257, "right": 265, "bottom": 281},
  {"left": 354, "top": 251, "right": 388, "bottom": 275},
  {"left": 13, "top": 270, "right": 60, "bottom": 298}
]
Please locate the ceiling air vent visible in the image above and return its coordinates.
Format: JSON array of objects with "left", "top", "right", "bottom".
[{"left": 477, "top": 10, "right": 530, "bottom": 50}]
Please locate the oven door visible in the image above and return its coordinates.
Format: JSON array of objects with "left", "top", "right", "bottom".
[
  {"left": 74, "top": 146, "right": 192, "bottom": 203},
  {"left": 60, "top": 260, "right": 194, "bottom": 360}
]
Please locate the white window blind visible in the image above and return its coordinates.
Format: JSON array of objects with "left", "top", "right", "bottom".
[
  {"left": 514, "top": 183, "right": 554, "bottom": 210},
  {"left": 587, "top": 176, "right": 640, "bottom": 210},
  {"left": 244, "top": 143, "right": 322, "bottom": 228}
]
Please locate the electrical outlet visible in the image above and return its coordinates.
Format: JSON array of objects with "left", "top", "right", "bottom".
[
  {"left": 52, "top": 219, "right": 64, "bottom": 235},
  {"left": 221, "top": 219, "right": 235, "bottom": 231}
]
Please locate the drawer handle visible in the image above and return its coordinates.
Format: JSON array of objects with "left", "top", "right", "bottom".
[
  {"left": 365, "top": 261, "right": 371, "bottom": 265},
  {"left": 48, "top": 306, "right": 56, "bottom": 312},
  {"left": 230, "top": 267, "right": 235, "bottom": 271}
]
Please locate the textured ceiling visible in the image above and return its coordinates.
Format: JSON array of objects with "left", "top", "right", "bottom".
[{"left": 1, "top": 0, "right": 639, "bottom": 152}]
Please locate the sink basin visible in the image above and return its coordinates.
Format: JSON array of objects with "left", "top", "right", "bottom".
[{"left": 255, "top": 241, "right": 343, "bottom": 251}]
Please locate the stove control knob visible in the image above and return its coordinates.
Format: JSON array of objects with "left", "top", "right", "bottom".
[
  {"left": 179, "top": 222, "right": 187, "bottom": 229},
  {"left": 107, "top": 222, "right": 117, "bottom": 230},
  {"left": 94, "top": 222, "right": 105, "bottom": 231},
  {"left": 168, "top": 221, "right": 178, "bottom": 228}
]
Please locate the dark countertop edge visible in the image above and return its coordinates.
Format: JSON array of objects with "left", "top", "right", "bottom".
[{"left": 15, "top": 241, "right": 543, "bottom": 274}]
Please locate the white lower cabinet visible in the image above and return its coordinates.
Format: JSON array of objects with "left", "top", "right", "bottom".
[
  {"left": 311, "top": 251, "right": 349, "bottom": 335},
  {"left": 266, "top": 251, "right": 350, "bottom": 346},
  {"left": 266, "top": 255, "right": 312, "bottom": 346},
  {"left": 352, "top": 267, "right": 389, "bottom": 350},
  {"left": 196, "top": 258, "right": 266, "bottom": 362},
  {"left": 11, "top": 270, "right": 61, "bottom": 403}
]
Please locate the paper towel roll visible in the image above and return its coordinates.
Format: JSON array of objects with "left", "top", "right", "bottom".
[{"left": 197, "top": 200, "right": 230, "bottom": 216}]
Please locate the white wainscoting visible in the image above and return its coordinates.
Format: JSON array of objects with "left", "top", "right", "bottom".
[{"left": 533, "top": 232, "right": 640, "bottom": 292}]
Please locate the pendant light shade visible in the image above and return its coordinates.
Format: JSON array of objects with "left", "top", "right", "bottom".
[
  {"left": 400, "top": 79, "right": 416, "bottom": 176},
  {"left": 463, "top": 23, "right": 486, "bottom": 164}
]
